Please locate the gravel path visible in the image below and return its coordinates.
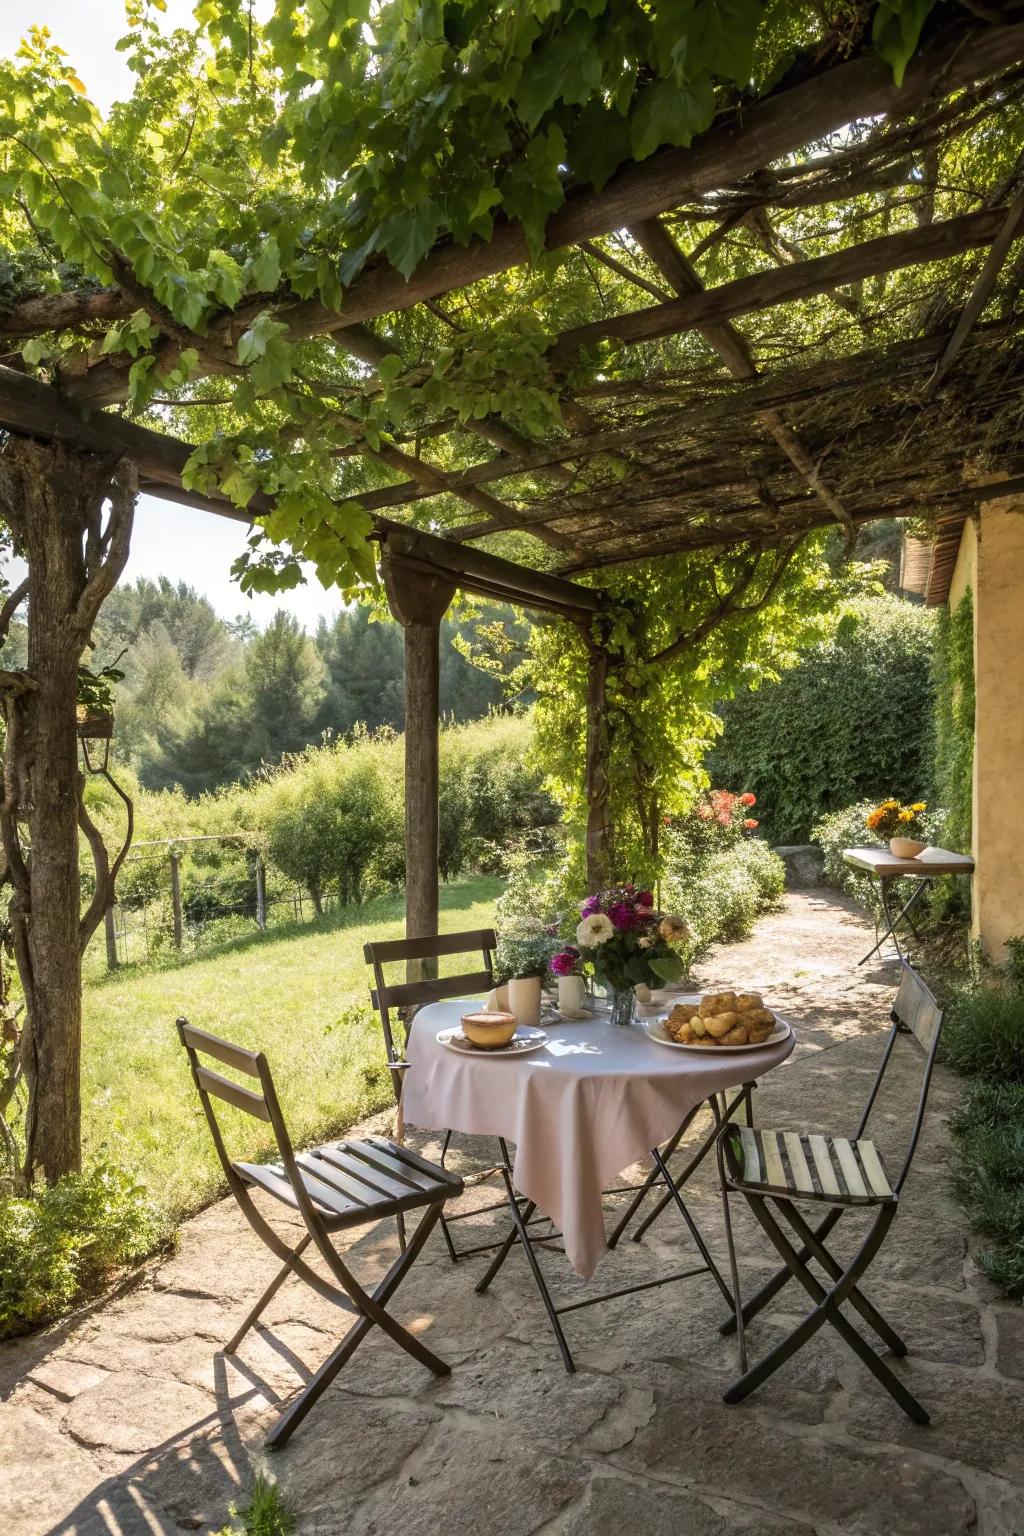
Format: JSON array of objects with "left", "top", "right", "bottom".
[{"left": 3, "top": 889, "right": 1022, "bottom": 1536}]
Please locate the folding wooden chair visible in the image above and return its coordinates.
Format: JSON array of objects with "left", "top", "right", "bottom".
[
  {"left": 364, "top": 928, "right": 523, "bottom": 1263},
  {"left": 716, "top": 962, "right": 944, "bottom": 1423},
  {"left": 176, "top": 1017, "right": 463, "bottom": 1449}
]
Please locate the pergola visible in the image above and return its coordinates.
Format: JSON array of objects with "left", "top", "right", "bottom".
[{"left": 2, "top": 11, "right": 1024, "bottom": 1176}]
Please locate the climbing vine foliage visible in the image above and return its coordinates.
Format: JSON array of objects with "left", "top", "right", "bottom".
[{"left": 0, "top": 1, "right": 936, "bottom": 595}]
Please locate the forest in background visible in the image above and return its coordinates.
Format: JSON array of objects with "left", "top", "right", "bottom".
[{"left": 0, "top": 577, "right": 531, "bottom": 794}]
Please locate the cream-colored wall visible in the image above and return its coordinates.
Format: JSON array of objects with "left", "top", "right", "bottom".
[{"left": 967, "top": 493, "right": 1024, "bottom": 959}]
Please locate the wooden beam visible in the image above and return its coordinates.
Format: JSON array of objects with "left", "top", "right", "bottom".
[
  {"left": 269, "top": 23, "right": 1024, "bottom": 341},
  {"left": 631, "top": 218, "right": 855, "bottom": 537},
  {"left": 552, "top": 208, "right": 1023, "bottom": 362},
  {"left": 381, "top": 555, "right": 456, "bottom": 974},
  {"left": 59, "top": 21, "right": 1024, "bottom": 405},
  {"left": 0, "top": 363, "right": 601, "bottom": 616},
  {"left": 926, "top": 187, "right": 1024, "bottom": 393}
]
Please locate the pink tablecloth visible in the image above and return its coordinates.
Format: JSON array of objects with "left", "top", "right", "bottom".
[{"left": 402, "top": 999, "right": 796, "bottom": 1279}]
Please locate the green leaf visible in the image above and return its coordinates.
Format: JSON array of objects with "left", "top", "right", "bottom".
[
  {"left": 512, "top": 15, "right": 601, "bottom": 131},
  {"left": 500, "top": 125, "right": 567, "bottom": 262},
  {"left": 378, "top": 198, "right": 444, "bottom": 280},
  {"left": 872, "top": 0, "right": 935, "bottom": 87},
  {"left": 208, "top": 249, "right": 244, "bottom": 308},
  {"left": 22, "top": 337, "right": 53, "bottom": 366},
  {"left": 648, "top": 954, "right": 685, "bottom": 983},
  {"left": 630, "top": 76, "right": 716, "bottom": 161},
  {"left": 376, "top": 352, "right": 404, "bottom": 385},
  {"left": 568, "top": 101, "right": 632, "bottom": 192},
  {"left": 248, "top": 235, "right": 281, "bottom": 293}
]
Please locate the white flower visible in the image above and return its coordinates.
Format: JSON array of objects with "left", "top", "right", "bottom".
[
  {"left": 576, "top": 912, "right": 614, "bottom": 947},
  {"left": 639, "top": 935, "right": 652, "bottom": 949}
]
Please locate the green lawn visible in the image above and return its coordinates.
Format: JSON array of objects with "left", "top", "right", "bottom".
[{"left": 83, "top": 875, "right": 501, "bottom": 1222}]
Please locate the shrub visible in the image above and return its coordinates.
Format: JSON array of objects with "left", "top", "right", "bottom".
[
  {"left": 0, "top": 1163, "right": 163, "bottom": 1339},
  {"left": 941, "top": 986, "right": 1024, "bottom": 1082},
  {"left": 664, "top": 838, "right": 785, "bottom": 961},
  {"left": 708, "top": 593, "right": 936, "bottom": 844}
]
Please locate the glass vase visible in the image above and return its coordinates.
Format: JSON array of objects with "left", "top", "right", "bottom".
[{"left": 608, "top": 985, "right": 636, "bottom": 1027}]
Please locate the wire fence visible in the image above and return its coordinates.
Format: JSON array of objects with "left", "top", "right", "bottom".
[{"left": 94, "top": 836, "right": 333, "bottom": 971}]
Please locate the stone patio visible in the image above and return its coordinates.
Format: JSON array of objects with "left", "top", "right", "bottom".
[{"left": 3, "top": 889, "right": 1023, "bottom": 1536}]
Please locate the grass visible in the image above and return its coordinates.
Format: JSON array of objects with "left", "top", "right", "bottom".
[{"left": 82, "top": 874, "right": 501, "bottom": 1222}]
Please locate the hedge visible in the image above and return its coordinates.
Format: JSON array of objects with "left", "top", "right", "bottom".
[{"left": 708, "top": 594, "right": 937, "bottom": 844}]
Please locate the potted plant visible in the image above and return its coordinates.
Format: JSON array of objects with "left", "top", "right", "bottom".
[
  {"left": 574, "top": 884, "right": 690, "bottom": 1026},
  {"left": 495, "top": 919, "right": 558, "bottom": 1028},
  {"left": 865, "top": 798, "right": 928, "bottom": 858},
  {"left": 76, "top": 663, "right": 124, "bottom": 740}
]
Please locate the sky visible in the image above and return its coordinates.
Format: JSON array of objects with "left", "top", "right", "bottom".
[{"left": 1, "top": 1, "right": 341, "bottom": 630}]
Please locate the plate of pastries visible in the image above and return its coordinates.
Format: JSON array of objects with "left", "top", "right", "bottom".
[{"left": 647, "top": 991, "right": 789, "bottom": 1051}]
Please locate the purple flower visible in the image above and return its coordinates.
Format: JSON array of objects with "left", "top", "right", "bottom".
[
  {"left": 580, "top": 895, "right": 601, "bottom": 917},
  {"left": 608, "top": 901, "right": 638, "bottom": 930},
  {"left": 550, "top": 948, "right": 579, "bottom": 976}
]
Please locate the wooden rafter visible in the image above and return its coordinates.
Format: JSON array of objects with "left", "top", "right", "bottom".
[
  {"left": 629, "top": 218, "right": 856, "bottom": 539},
  {"left": 55, "top": 21, "right": 1024, "bottom": 408}
]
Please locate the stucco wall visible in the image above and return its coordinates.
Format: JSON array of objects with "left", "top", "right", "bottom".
[{"left": 968, "top": 493, "right": 1024, "bottom": 958}]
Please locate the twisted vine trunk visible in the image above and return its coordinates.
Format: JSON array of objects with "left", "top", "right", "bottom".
[{"left": 0, "top": 439, "right": 134, "bottom": 1185}]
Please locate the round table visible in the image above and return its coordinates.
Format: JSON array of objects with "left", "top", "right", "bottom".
[{"left": 402, "top": 1000, "right": 795, "bottom": 1279}]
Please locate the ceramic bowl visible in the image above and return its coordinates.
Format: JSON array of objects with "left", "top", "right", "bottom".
[
  {"left": 460, "top": 1010, "right": 517, "bottom": 1048},
  {"left": 889, "top": 837, "right": 927, "bottom": 859}
]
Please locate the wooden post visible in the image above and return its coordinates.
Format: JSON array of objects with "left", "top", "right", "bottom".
[
  {"left": 381, "top": 554, "right": 456, "bottom": 982},
  {"left": 583, "top": 642, "right": 612, "bottom": 893},
  {"left": 104, "top": 906, "right": 119, "bottom": 971},
  {"left": 169, "top": 850, "right": 183, "bottom": 950},
  {"left": 255, "top": 854, "right": 267, "bottom": 931}
]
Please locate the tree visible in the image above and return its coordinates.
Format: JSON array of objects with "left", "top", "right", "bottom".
[
  {"left": 0, "top": 440, "right": 134, "bottom": 1186},
  {"left": 524, "top": 535, "right": 865, "bottom": 887},
  {"left": 245, "top": 610, "right": 327, "bottom": 759}
]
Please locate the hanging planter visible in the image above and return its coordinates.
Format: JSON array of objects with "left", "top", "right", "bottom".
[{"left": 76, "top": 663, "right": 123, "bottom": 772}]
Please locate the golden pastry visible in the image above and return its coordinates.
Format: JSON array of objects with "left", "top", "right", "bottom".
[
  {"left": 722, "top": 1024, "right": 750, "bottom": 1046},
  {"left": 736, "top": 993, "right": 764, "bottom": 1013},
  {"left": 703, "top": 1012, "right": 736, "bottom": 1039}
]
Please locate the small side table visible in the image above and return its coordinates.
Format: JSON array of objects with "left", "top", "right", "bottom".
[{"left": 842, "top": 846, "right": 976, "bottom": 966}]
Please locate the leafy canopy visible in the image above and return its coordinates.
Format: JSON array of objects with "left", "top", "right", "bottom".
[{"left": 0, "top": 1, "right": 955, "bottom": 596}]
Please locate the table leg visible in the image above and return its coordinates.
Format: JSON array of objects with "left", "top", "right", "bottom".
[{"left": 857, "top": 876, "right": 929, "bottom": 967}]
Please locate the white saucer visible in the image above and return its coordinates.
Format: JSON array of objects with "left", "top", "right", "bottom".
[{"left": 437, "top": 1027, "right": 549, "bottom": 1057}]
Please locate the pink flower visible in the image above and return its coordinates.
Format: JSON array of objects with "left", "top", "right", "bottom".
[
  {"left": 608, "top": 901, "right": 638, "bottom": 930},
  {"left": 550, "top": 948, "right": 579, "bottom": 976},
  {"left": 740, "top": 792, "right": 757, "bottom": 807},
  {"left": 580, "top": 895, "right": 601, "bottom": 917},
  {"left": 637, "top": 890, "right": 654, "bottom": 907},
  {"left": 744, "top": 817, "right": 759, "bottom": 830}
]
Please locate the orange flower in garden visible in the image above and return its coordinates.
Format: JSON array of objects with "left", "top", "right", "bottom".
[
  {"left": 744, "top": 817, "right": 759, "bottom": 830},
  {"left": 740, "top": 792, "right": 756, "bottom": 807}
]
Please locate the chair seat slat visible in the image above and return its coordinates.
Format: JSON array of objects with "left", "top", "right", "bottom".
[
  {"left": 760, "top": 1131, "right": 788, "bottom": 1191},
  {"left": 833, "top": 1137, "right": 868, "bottom": 1200},
  {"left": 365, "top": 1136, "right": 465, "bottom": 1189},
  {"left": 856, "top": 1139, "right": 894, "bottom": 1199},
  {"left": 783, "top": 1132, "right": 815, "bottom": 1194},
  {"left": 808, "top": 1134, "right": 842, "bottom": 1198},
  {"left": 296, "top": 1152, "right": 378, "bottom": 1207},
  {"left": 316, "top": 1146, "right": 416, "bottom": 1202}
]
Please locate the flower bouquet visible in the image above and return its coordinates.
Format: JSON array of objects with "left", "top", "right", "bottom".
[
  {"left": 865, "top": 798, "right": 928, "bottom": 857},
  {"left": 574, "top": 884, "right": 691, "bottom": 1026}
]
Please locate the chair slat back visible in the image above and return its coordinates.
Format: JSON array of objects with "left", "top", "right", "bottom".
[
  {"left": 363, "top": 929, "right": 497, "bottom": 1101},
  {"left": 893, "top": 964, "right": 943, "bottom": 1053},
  {"left": 195, "top": 1064, "right": 273, "bottom": 1122},
  {"left": 180, "top": 1020, "right": 262, "bottom": 1078}
]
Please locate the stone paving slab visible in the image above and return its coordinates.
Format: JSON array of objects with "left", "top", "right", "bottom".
[{"left": 2, "top": 890, "right": 1022, "bottom": 1536}]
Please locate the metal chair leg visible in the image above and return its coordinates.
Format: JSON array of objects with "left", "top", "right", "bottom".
[
  {"left": 632, "top": 1083, "right": 753, "bottom": 1243},
  {"left": 648, "top": 1145, "right": 734, "bottom": 1307},
  {"left": 719, "top": 1204, "right": 844, "bottom": 1335},
  {"left": 776, "top": 1201, "right": 908, "bottom": 1356},
  {"left": 226, "top": 1233, "right": 313, "bottom": 1354},
  {"left": 607, "top": 1105, "right": 700, "bottom": 1248},
  {"left": 266, "top": 1203, "right": 450, "bottom": 1451},
  {"left": 724, "top": 1198, "right": 928, "bottom": 1424},
  {"left": 716, "top": 1138, "right": 747, "bottom": 1374},
  {"left": 475, "top": 1168, "right": 576, "bottom": 1373}
]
